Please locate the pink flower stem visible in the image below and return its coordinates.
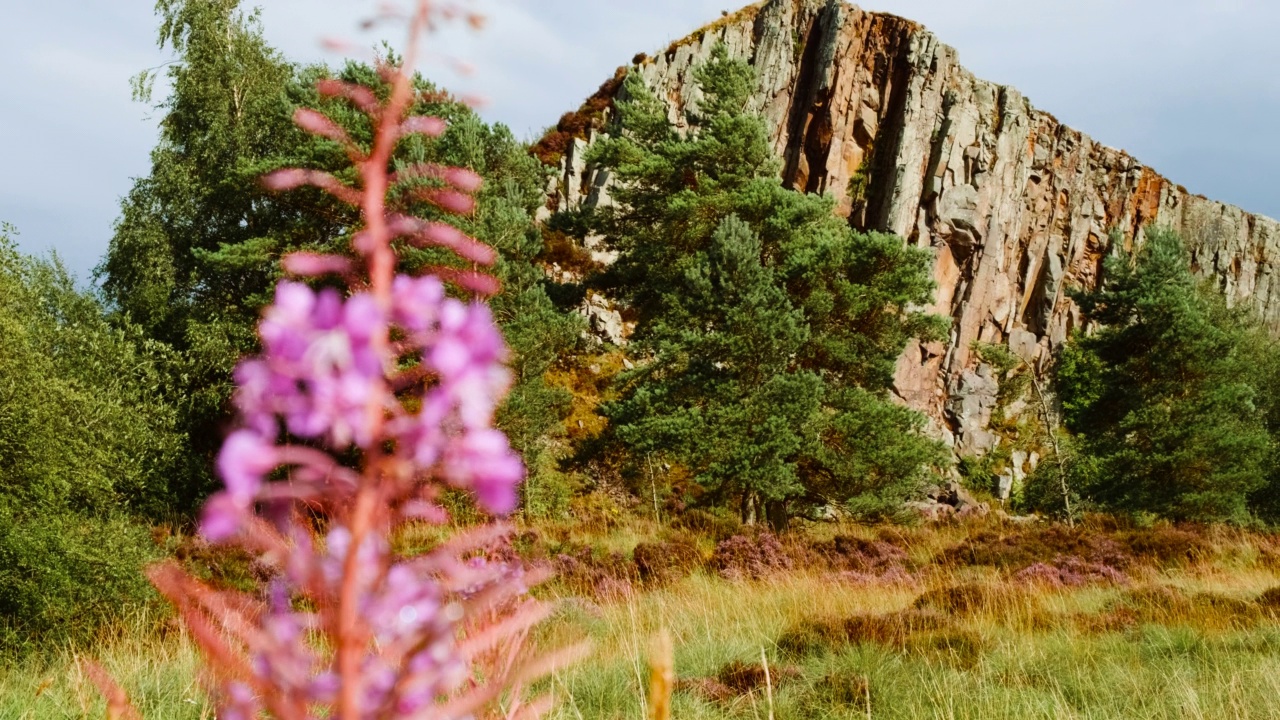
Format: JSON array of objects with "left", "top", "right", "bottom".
[{"left": 337, "top": 4, "right": 434, "bottom": 718}]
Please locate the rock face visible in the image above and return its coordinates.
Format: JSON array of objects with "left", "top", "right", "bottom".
[{"left": 543, "top": 0, "right": 1280, "bottom": 453}]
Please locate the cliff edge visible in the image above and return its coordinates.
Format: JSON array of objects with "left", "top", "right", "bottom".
[{"left": 539, "top": 0, "right": 1280, "bottom": 456}]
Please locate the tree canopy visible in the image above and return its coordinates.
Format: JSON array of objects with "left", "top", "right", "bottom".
[
  {"left": 571, "top": 44, "right": 947, "bottom": 525},
  {"left": 1056, "top": 227, "right": 1274, "bottom": 523},
  {"left": 100, "top": 0, "right": 579, "bottom": 515}
]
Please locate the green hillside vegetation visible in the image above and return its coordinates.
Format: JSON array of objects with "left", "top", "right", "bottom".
[{"left": 12, "top": 517, "right": 1280, "bottom": 719}]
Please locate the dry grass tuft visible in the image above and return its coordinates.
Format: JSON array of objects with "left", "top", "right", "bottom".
[
  {"left": 633, "top": 538, "right": 704, "bottom": 586},
  {"left": 715, "top": 659, "right": 801, "bottom": 693},
  {"left": 904, "top": 628, "right": 986, "bottom": 669},
  {"left": 1255, "top": 585, "right": 1280, "bottom": 613},
  {"left": 778, "top": 608, "right": 949, "bottom": 656},
  {"left": 675, "top": 676, "right": 737, "bottom": 703},
  {"left": 1075, "top": 584, "right": 1265, "bottom": 632},
  {"left": 811, "top": 669, "right": 871, "bottom": 707}
]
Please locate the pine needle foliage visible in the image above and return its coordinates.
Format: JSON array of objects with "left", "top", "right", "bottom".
[
  {"left": 1057, "top": 228, "right": 1273, "bottom": 523},
  {"left": 576, "top": 44, "right": 947, "bottom": 523}
]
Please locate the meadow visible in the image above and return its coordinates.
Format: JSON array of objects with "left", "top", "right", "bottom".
[{"left": 10, "top": 516, "right": 1280, "bottom": 719}]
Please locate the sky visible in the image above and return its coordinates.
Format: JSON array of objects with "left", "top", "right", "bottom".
[{"left": 3, "top": 0, "right": 1278, "bottom": 283}]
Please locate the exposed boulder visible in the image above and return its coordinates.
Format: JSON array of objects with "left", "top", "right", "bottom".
[
  {"left": 945, "top": 365, "right": 1000, "bottom": 455},
  {"left": 578, "top": 293, "right": 627, "bottom": 346},
  {"left": 909, "top": 481, "right": 989, "bottom": 521},
  {"left": 905, "top": 500, "right": 954, "bottom": 523}
]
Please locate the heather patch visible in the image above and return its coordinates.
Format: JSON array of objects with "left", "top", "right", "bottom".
[
  {"left": 711, "top": 533, "right": 793, "bottom": 581},
  {"left": 1012, "top": 555, "right": 1128, "bottom": 587}
]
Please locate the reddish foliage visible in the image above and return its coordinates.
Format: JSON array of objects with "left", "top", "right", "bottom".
[
  {"left": 1122, "top": 526, "right": 1213, "bottom": 566},
  {"left": 946, "top": 523, "right": 1133, "bottom": 570},
  {"left": 1012, "top": 556, "right": 1128, "bottom": 587},
  {"left": 836, "top": 566, "right": 917, "bottom": 586},
  {"left": 529, "top": 67, "right": 629, "bottom": 166},
  {"left": 171, "top": 533, "right": 277, "bottom": 593},
  {"left": 711, "top": 533, "right": 793, "bottom": 581},
  {"left": 552, "top": 546, "right": 638, "bottom": 599},
  {"left": 537, "top": 228, "right": 602, "bottom": 276},
  {"left": 812, "top": 535, "right": 908, "bottom": 573},
  {"left": 675, "top": 678, "right": 737, "bottom": 703}
]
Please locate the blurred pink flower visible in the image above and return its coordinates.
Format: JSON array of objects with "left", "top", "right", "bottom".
[{"left": 136, "top": 4, "right": 580, "bottom": 715}]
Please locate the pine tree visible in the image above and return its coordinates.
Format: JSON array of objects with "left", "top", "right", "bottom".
[
  {"left": 608, "top": 215, "right": 821, "bottom": 519},
  {"left": 581, "top": 44, "right": 946, "bottom": 524},
  {"left": 1058, "top": 227, "right": 1272, "bottom": 523}
]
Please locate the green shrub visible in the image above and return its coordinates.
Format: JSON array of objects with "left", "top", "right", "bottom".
[
  {"left": 0, "top": 504, "right": 157, "bottom": 653},
  {"left": 519, "top": 450, "right": 580, "bottom": 522},
  {"left": 0, "top": 231, "right": 177, "bottom": 653}
]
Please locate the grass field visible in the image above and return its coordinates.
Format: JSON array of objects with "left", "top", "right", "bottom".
[
  {"left": 8, "top": 518, "right": 1280, "bottom": 719},
  {"left": 543, "top": 571, "right": 1280, "bottom": 720}
]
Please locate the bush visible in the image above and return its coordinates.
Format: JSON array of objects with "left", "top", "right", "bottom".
[
  {"left": 945, "top": 523, "right": 1132, "bottom": 570},
  {"left": 0, "top": 504, "right": 157, "bottom": 653},
  {"left": 567, "top": 491, "right": 625, "bottom": 533},
  {"left": 811, "top": 671, "right": 872, "bottom": 709},
  {"left": 811, "top": 534, "right": 908, "bottom": 573},
  {"left": 904, "top": 628, "right": 986, "bottom": 669},
  {"left": 1122, "top": 525, "right": 1213, "bottom": 566},
  {"left": 1098, "top": 586, "right": 1260, "bottom": 630},
  {"left": 672, "top": 508, "right": 742, "bottom": 541},
  {"left": 778, "top": 609, "right": 947, "bottom": 655},
  {"left": 519, "top": 452, "right": 579, "bottom": 522},
  {"left": 0, "top": 234, "right": 179, "bottom": 653},
  {"left": 0, "top": 235, "right": 181, "bottom": 518},
  {"left": 551, "top": 546, "right": 637, "bottom": 599},
  {"left": 1011, "top": 556, "right": 1128, "bottom": 587}
]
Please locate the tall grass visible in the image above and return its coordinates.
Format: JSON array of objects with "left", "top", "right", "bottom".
[
  {"left": 0, "top": 609, "right": 207, "bottom": 719},
  {"left": 545, "top": 576, "right": 1280, "bottom": 718},
  {"left": 11, "top": 519, "right": 1280, "bottom": 718},
  {"left": 537, "top": 522, "right": 1280, "bottom": 720}
]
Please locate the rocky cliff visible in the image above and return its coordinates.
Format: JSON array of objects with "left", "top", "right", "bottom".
[{"left": 539, "top": 0, "right": 1280, "bottom": 458}]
